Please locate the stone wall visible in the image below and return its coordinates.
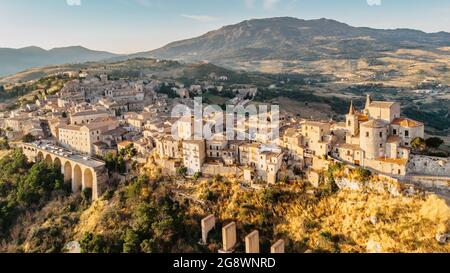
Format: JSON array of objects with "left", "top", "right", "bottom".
[
  {"left": 155, "top": 158, "right": 180, "bottom": 176},
  {"left": 202, "top": 164, "right": 240, "bottom": 177},
  {"left": 407, "top": 155, "right": 450, "bottom": 176}
]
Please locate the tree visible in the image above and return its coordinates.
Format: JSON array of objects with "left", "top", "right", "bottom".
[
  {"left": 411, "top": 137, "right": 426, "bottom": 152},
  {"left": 177, "top": 167, "right": 188, "bottom": 177},
  {"left": 22, "top": 134, "right": 36, "bottom": 143},
  {"left": 0, "top": 138, "right": 9, "bottom": 150},
  {"left": 123, "top": 230, "right": 141, "bottom": 253},
  {"left": 355, "top": 167, "right": 372, "bottom": 183},
  {"left": 426, "top": 137, "right": 444, "bottom": 149},
  {"left": 16, "top": 161, "right": 64, "bottom": 206},
  {"left": 119, "top": 143, "right": 137, "bottom": 158},
  {"left": 193, "top": 172, "right": 202, "bottom": 180},
  {"left": 104, "top": 152, "right": 117, "bottom": 173},
  {"left": 104, "top": 152, "right": 126, "bottom": 174}
]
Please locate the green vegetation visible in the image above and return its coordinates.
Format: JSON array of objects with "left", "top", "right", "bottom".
[
  {"left": 157, "top": 83, "right": 178, "bottom": 98},
  {"left": 22, "top": 134, "right": 37, "bottom": 143},
  {"left": 0, "top": 84, "right": 33, "bottom": 101},
  {"left": 0, "top": 137, "right": 10, "bottom": 150},
  {"left": 119, "top": 143, "right": 137, "bottom": 158},
  {"left": 76, "top": 175, "right": 198, "bottom": 253},
  {"left": 0, "top": 74, "right": 70, "bottom": 103},
  {"left": 411, "top": 137, "right": 427, "bottom": 152},
  {"left": 404, "top": 107, "right": 450, "bottom": 132},
  {"left": 255, "top": 88, "right": 349, "bottom": 115},
  {"left": 354, "top": 167, "right": 373, "bottom": 183},
  {"left": 193, "top": 172, "right": 202, "bottom": 181},
  {"left": 176, "top": 167, "right": 188, "bottom": 177},
  {"left": 0, "top": 149, "right": 68, "bottom": 237},
  {"left": 323, "top": 162, "right": 343, "bottom": 194},
  {"left": 426, "top": 137, "right": 444, "bottom": 149},
  {"left": 411, "top": 137, "right": 448, "bottom": 157},
  {"left": 104, "top": 152, "right": 126, "bottom": 174}
]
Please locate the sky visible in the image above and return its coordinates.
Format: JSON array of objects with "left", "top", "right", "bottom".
[{"left": 1, "top": 0, "right": 450, "bottom": 54}]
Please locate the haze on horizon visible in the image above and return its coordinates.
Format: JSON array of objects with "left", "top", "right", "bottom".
[{"left": 1, "top": 0, "right": 450, "bottom": 54}]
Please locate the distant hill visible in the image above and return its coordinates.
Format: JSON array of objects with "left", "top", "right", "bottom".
[
  {"left": 0, "top": 46, "right": 119, "bottom": 77},
  {"left": 132, "top": 17, "right": 450, "bottom": 64}
]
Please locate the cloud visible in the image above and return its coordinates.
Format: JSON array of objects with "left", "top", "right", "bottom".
[
  {"left": 66, "top": 0, "right": 81, "bottom": 6},
  {"left": 244, "top": 0, "right": 281, "bottom": 10},
  {"left": 181, "top": 14, "right": 219, "bottom": 23},
  {"left": 367, "top": 0, "right": 382, "bottom": 6},
  {"left": 263, "top": 0, "right": 280, "bottom": 10}
]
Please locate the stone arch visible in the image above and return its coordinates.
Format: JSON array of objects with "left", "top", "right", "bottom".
[
  {"left": 63, "top": 161, "right": 72, "bottom": 183},
  {"left": 83, "top": 169, "right": 94, "bottom": 200},
  {"left": 37, "top": 151, "right": 44, "bottom": 161},
  {"left": 45, "top": 154, "right": 53, "bottom": 165},
  {"left": 73, "top": 164, "right": 82, "bottom": 193},
  {"left": 54, "top": 157, "right": 62, "bottom": 169}
]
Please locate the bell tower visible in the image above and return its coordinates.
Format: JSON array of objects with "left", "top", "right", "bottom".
[
  {"left": 346, "top": 101, "right": 359, "bottom": 137},
  {"left": 364, "top": 94, "right": 372, "bottom": 116}
]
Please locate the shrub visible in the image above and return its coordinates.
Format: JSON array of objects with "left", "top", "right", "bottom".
[
  {"left": 426, "top": 137, "right": 444, "bottom": 149},
  {"left": 355, "top": 168, "right": 372, "bottom": 183},
  {"left": 193, "top": 172, "right": 202, "bottom": 180},
  {"left": 0, "top": 138, "right": 9, "bottom": 150},
  {"left": 22, "top": 134, "right": 36, "bottom": 143},
  {"left": 123, "top": 230, "right": 141, "bottom": 253},
  {"left": 81, "top": 188, "right": 93, "bottom": 202},
  {"left": 176, "top": 167, "right": 188, "bottom": 177}
]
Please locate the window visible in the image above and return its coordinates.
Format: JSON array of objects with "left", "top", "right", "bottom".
[
  {"left": 405, "top": 130, "right": 409, "bottom": 137},
  {"left": 379, "top": 132, "right": 383, "bottom": 138},
  {"left": 393, "top": 129, "right": 397, "bottom": 135},
  {"left": 366, "top": 132, "right": 370, "bottom": 138}
]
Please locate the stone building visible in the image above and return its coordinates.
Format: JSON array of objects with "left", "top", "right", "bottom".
[
  {"left": 182, "top": 140, "right": 206, "bottom": 175},
  {"left": 333, "top": 95, "right": 424, "bottom": 176},
  {"left": 58, "top": 117, "right": 119, "bottom": 156}
]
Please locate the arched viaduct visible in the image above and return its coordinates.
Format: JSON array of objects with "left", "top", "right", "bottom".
[{"left": 21, "top": 143, "right": 108, "bottom": 200}]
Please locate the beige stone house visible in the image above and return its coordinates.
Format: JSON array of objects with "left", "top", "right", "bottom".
[
  {"left": 58, "top": 117, "right": 119, "bottom": 156},
  {"left": 182, "top": 140, "right": 206, "bottom": 175}
]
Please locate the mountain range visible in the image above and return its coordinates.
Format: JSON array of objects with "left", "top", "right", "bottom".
[
  {"left": 0, "top": 46, "right": 118, "bottom": 77},
  {"left": 135, "top": 17, "right": 450, "bottom": 64},
  {"left": 1, "top": 17, "right": 450, "bottom": 77}
]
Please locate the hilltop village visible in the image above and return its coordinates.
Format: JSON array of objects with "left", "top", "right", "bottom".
[{"left": 0, "top": 70, "right": 448, "bottom": 202}]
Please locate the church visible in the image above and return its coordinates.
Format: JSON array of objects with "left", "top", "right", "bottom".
[{"left": 333, "top": 95, "right": 425, "bottom": 176}]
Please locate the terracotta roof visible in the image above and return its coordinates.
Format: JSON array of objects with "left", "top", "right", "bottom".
[
  {"left": 118, "top": 140, "right": 133, "bottom": 147},
  {"left": 376, "top": 157, "right": 408, "bottom": 166},
  {"left": 391, "top": 118, "right": 424, "bottom": 128},
  {"left": 357, "top": 114, "right": 369, "bottom": 122}
]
